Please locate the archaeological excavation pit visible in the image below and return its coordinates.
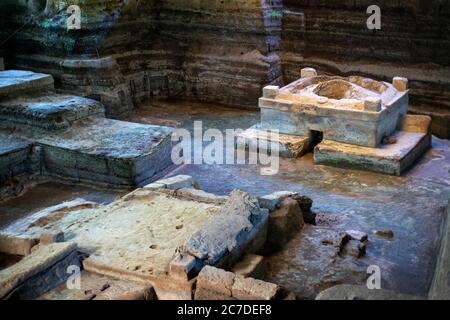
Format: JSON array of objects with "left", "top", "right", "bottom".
[{"left": 0, "top": 0, "right": 449, "bottom": 306}]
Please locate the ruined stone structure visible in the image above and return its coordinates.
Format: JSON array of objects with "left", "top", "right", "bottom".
[
  {"left": 242, "top": 68, "right": 432, "bottom": 175},
  {"left": 0, "top": 0, "right": 449, "bottom": 302},
  {"left": 0, "top": 70, "right": 174, "bottom": 187}
]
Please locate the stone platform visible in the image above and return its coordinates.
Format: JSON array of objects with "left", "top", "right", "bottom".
[
  {"left": 0, "top": 70, "right": 53, "bottom": 98},
  {"left": 0, "top": 70, "right": 175, "bottom": 187},
  {"left": 0, "top": 176, "right": 270, "bottom": 299},
  {"left": 0, "top": 94, "right": 105, "bottom": 130},
  {"left": 315, "top": 115, "right": 432, "bottom": 176},
  {"left": 241, "top": 115, "right": 431, "bottom": 176},
  {"left": 315, "top": 130, "right": 431, "bottom": 176},
  {"left": 8, "top": 117, "right": 174, "bottom": 187}
]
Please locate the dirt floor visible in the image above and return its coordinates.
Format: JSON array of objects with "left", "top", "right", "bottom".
[{"left": 0, "top": 98, "right": 449, "bottom": 299}]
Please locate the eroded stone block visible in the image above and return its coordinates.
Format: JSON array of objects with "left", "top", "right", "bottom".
[
  {"left": 183, "top": 190, "right": 269, "bottom": 268},
  {"left": 232, "top": 275, "right": 280, "bottom": 300},
  {"left": 40, "top": 230, "right": 65, "bottom": 245},
  {"left": 169, "top": 253, "right": 203, "bottom": 281},
  {"left": 263, "top": 85, "right": 279, "bottom": 99},
  {"left": 195, "top": 266, "right": 235, "bottom": 300},
  {"left": 266, "top": 198, "right": 304, "bottom": 251},
  {"left": 393, "top": 77, "right": 409, "bottom": 91},
  {"left": 0, "top": 233, "right": 39, "bottom": 256},
  {"left": 258, "top": 191, "right": 296, "bottom": 212},
  {"left": 301, "top": 67, "right": 317, "bottom": 78},
  {"left": 364, "top": 97, "right": 382, "bottom": 112}
]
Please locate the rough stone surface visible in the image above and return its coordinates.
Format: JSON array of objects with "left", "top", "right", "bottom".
[
  {"left": 169, "top": 253, "right": 203, "bottom": 282},
  {"left": 0, "top": 242, "right": 78, "bottom": 299},
  {"left": 0, "top": 70, "right": 54, "bottom": 99},
  {"left": 195, "top": 266, "right": 280, "bottom": 300},
  {"left": 258, "top": 191, "right": 296, "bottom": 212},
  {"left": 232, "top": 274, "right": 280, "bottom": 300},
  {"left": 0, "top": 134, "right": 33, "bottom": 183},
  {"left": 342, "top": 240, "right": 367, "bottom": 259},
  {"left": 39, "top": 230, "right": 64, "bottom": 245},
  {"left": 3, "top": 117, "right": 174, "bottom": 187},
  {"left": 266, "top": 197, "right": 304, "bottom": 252},
  {"left": 0, "top": 94, "right": 105, "bottom": 130},
  {"left": 0, "top": 233, "right": 38, "bottom": 256},
  {"left": 345, "top": 230, "right": 368, "bottom": 242},
  {"left": 195, "top": 266, "right": 235, "bottom": 300},
  {"left": 183, "top": 190, "right": 269, "bottom": 269},
  {"left": 315, "top": 127, "right": 432, "bottom": 176},
  {"left": 38, "top": 270, "right": 155, "bottom": 300},
  {"left": 238, "top": 125, "right": 310, "bottom": 159}
]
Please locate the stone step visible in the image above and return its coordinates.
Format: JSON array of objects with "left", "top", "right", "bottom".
[
  {"left": 0, "top": 70, "right": 54, "bottom": 99},
  {"left": 0, "top": 94, "right": 105, "bottom": 130},
  {"left": 8, "top": 117, "right": 174, "bottom": 187},
  {"left": 0, "top": 133, "right": 33, "bottom": 183},
  {"left": 314, "top": 116, "right": 432, "bottom": 176}
]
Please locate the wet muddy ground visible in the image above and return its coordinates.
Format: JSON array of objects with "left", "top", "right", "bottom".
[{"left": 0, "top": 98, "right": 448, "bottom": 298}]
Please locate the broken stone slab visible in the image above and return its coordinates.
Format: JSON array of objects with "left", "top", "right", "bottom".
[
  {"left": 231, "top": 254, "right": 266, "bottom": 279},
  {"left": 290, "top": 194, "right": 316, "bottom": 224},
  {"left": 258, "top": 191, "right": 297, "bottom": 212},
  {"left": 0, "top": 94, "right": 105, "bottom": 130},
  {"left": 0, "top": 70, "right": 54, "bottom": 99},
  {"left": 182, "top": 190, "right": 269, "bottom": 268},
  {"left": 195, "top": 266, "right": 236, "bottom": 300},
  {"left": 232, "top": 274, "right": 280, "bottom": 300},
  {"left": 169, "top": 253, "right": 203, "bottom": 282},
  {"left": 144, "top": 175, "right": 194, "bottom": 190},
  {"left": 195, "top": 266, "right": 280, "bottom": 300},
  {"left": 301, "top": 67, "right": 318, "bottom": 78},
  {"left": 315, "top": 284, "right": 420, "bottom": 300},
  {"left": 0, "top": 233, "right": 39, "bottom": 256},
  {"left": 238, "top": 125, "right": 310, "bottom": 159},
  {"left": 266, "top": 197, "right": 304, "bottom": 252},
  {"left": 39, "top": 230, "right": 65, "bottom": 245},
  {"left": 83, "top": 255, "right": 196, "bottom": 300},
  {"left": 314, "top": 120, "right": 432, "bottom": 176},
  {"left": 0, "top": 242, "right": 79, "bottom": 299}
]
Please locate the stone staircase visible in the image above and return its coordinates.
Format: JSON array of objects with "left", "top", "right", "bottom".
[{"left": 0, "top": 70, "right": 174, "bottom": 187}]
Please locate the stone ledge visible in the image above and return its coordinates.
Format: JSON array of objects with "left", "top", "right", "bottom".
[
  {"left": 314, "top": 128, "right": 432, "bottom": 176},
  {"left": 0, "top": 70, "right": 54, "bottom": 99},
  {"left": 0, "top": 242, "right": 78, "bottom": 299},
  {"left": 238, "top": 125, "right": 310, "bottom": 158}
]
